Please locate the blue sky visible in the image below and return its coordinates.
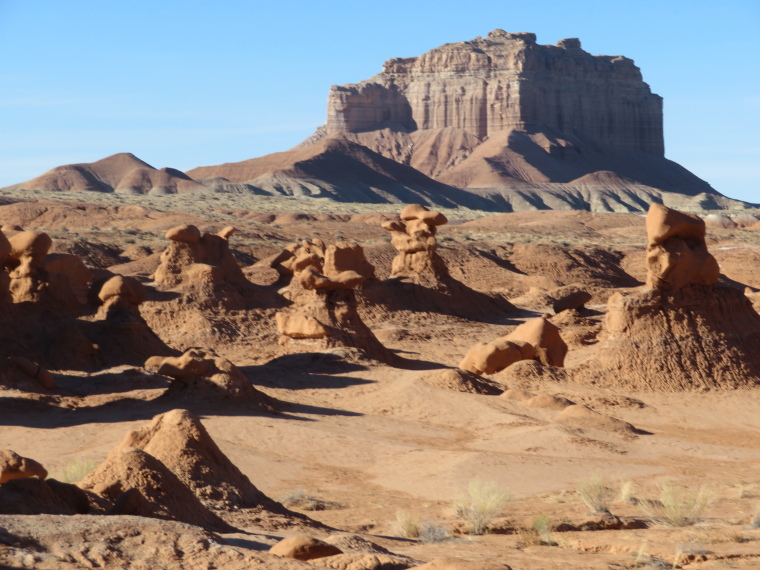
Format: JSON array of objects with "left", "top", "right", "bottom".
[{"left": 0, "top": 0, "right": 758, "bottom": 202}]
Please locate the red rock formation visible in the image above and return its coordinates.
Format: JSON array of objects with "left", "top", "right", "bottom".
[
  {"left": 275, "top": 239, "right": 398, "bottom": 363},
  {"left": 327, "top": 30, "right": 663, "bottom": 154},
  {"left": 579, "top": 205, "right": 760, "bottom": 391}
]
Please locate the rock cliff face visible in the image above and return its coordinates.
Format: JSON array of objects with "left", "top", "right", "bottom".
[{"left": 326, "top": 30, "right": 663, "bottom": 155}]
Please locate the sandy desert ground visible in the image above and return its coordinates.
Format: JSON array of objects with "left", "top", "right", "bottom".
[{"left": 1, "top": 188, "right": 760, "bottom": 569}]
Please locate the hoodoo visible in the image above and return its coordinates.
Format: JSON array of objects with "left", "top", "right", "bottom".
[{"left": 579, "top": 204, "right": 760, "bottom": 391}]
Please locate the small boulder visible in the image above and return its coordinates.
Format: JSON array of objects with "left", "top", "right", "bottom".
[
  {"left": 270, "top": 535, "right": 342, "bottom": 561},
  {"left": 0, "top": 450, "right": 47, "bottom": 484},
  {"left": 166, "top": 224, "right": 201, "bottom": 243},
  {"left": 459, "top": 339, "right": 535, "bottom": 375},
  {"left": 505, "top": 317, "right": 568, "bottom": 367}
]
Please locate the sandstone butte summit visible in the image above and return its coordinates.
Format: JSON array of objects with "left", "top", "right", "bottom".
[{"left": 8, "top": 30, "right": 749, "bottom": 212}]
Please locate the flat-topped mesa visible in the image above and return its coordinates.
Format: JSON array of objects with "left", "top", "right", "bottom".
[
  {"left": 382, "top": 204, "right": 449, "bottom": 282},
  {"left": 327, "top": 29, "right": 663, "bottom": 154}
]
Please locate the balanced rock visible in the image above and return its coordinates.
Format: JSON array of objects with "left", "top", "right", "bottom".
[
  {"left": 270, "top": 535, "right": 342, "bottom": 561},
  {"left": 382, "top": 204, "right": 448, "bottom": 282},
  {"left": 645, "top": 203, "right": 719, "bottom": 290},
  {"left": 579, "top": 206, "right": 760, "bottom": 391},
  {"left": 0, "top": 450, "right": 47, "bottom": 484},
  {"left": 552, "top": 287, "right": 592, "bottom": 314},
  {"left": 275, "top": 240, "right": 396, "bottom": 363}
]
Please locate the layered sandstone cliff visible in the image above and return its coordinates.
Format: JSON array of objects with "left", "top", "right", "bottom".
[{"left": 326, "top": 30, "right": 663, "bottom": 155}]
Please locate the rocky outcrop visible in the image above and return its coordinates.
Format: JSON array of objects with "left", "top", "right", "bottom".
[
  {"left": 145, "top": 348, "right": 272, "bottom": 405},
  {"left": 275, "top": 239, "right": 398, "bottom": 363},
  {"left": 327, "top": 30, "right": 663, "bottom": 154},
  {"left": 382, "top": 204, "right": 448, "bottom": 283},
  {"left": 0, "top": 450, "right": 47, "bottom": 484},
  {"left": 459, "top": 339, "right": 535, "bottom": 376},
  {"left": 645, "top": 203, "right": 719, "bottom": 290},
  {"left": 578, "top": 204, "right": 760, "bottom": 391}
]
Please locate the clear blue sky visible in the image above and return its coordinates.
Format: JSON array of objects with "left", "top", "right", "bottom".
[{"left": 1, "top": 0, "right": 758, "bottom": 202}]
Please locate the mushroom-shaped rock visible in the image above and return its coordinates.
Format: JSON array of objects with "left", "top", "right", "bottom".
[
  {"left": 99, "top": 275, "right": 147, "bottom": 306},
  {"left": 165, "top": 224, "right": 201, "bottom": 244},
  {"left": 459, "top": 339, "right": 535, "bottom": 375},
  {"left": 8, "top": 231, "right": 52, "bottom": 268},
  {"left": 505, "top": 317, "right": 567, "bottom": 367},
  {"left": 400, "top": 204, "right": 448, "bottom": 226},
  {"left": 0, "top": 450, "right": 48, "bottom": 484},
  {"left": 645, "top": 204, "right": 719, "bottom": 290},
  {"left": 269, "top": 535, "right": 342, "bottom": 561},
  {"left": 382, "top": 204, "right": 449, "bottom": 282},
  {"left": 147, "top": 348, "right": 271, "bottom": 404},
  {"left": 275, "top": 239, "right": 394, "bottom": 363}
]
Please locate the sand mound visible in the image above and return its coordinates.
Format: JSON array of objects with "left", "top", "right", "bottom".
[
  {"left": 553, "top": 405, "right": 636, "bottom": 434},
  {"left": 0, "top": 515, "right": 305, "bottom": 569},
  {"left": 496, "top": 360, "right": 570, "bottom": 390},
  {"left": 0, "top": 478, "right": 90, "bottom": 516},
  {"left": 417, "top": 368, "right": 503, "bottom": 395},
  {"left": 117, "top": 409, "right": 298, "bottom": 518},
  {"left": 582, "top": 285, "right": 760, "bottom": 391},
  {"left": 79, "top": 446, "right": 233, "bottom": 532}
]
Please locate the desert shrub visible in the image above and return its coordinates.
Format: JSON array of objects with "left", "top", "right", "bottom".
[
  {"left": 619, "top": 479, "right": 635, "bottom": 505},
  {"left": 638, "top": 481, "right": 713, "bottom": 527},
  {"left": 388, "top": 510, "right": 420, "bottom": 538},
  {"left": 278, "top": 488, "right": 325, "bottom": 511},
  {"left": 453, "top": 480, "right": 511, "bottom": 535},
  {"left": 750, "top": 503, "right": 760, "bottom": 529},
  {"left": 53, "top": 459, "right": 99, "bottom": 484},
  {"left": 577, "top": 474, "right": 614, "bottom": 514},
  {"left": 532, "top": 514, "right": 556, "bottom": 546},
  {"left": 418, "top": 520, "right": 449, "bottom": 543}
]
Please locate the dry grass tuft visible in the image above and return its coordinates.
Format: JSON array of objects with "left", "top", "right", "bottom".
[
  {"left": 638, "top": 481, "right": 713, "bottom": 527},
  {"left": 453, "top": 479, "right": 511, "bottom": 535},
  {"left": 388, "top": 510, "right": 420, "bottom": 538},
  {"left": 52, "top": 459, "right": 99, "bottom": 484},
  {"left": 577, "top": 473, "right": 614, "bottom": 514}
]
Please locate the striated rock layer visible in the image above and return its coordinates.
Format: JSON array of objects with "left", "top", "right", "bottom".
[{"left": 326, "top": 30, "right": 663, "bottom": 154}]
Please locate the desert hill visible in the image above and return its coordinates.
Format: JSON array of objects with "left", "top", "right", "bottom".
[
  {"left": 188, "top": 138, "right": 491, "bottom": 207},
  {"left": 7, "top": 153, "right": 206, "bottom": 195},
  {"left": 182, "top": 30, "right": 750, "bottom": 212},
  {"left": 4, "top": 31, "right": 753, "bottom": 212}
]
